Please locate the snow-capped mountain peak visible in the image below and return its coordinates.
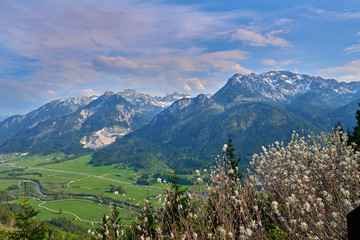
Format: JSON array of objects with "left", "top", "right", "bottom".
[{"left": 213, "top": 71, "right": 360, "bottom": 106}]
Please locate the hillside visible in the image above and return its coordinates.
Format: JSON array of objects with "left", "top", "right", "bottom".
[{"left": 91, "top": 95, "right": 320, "bottom": 171}]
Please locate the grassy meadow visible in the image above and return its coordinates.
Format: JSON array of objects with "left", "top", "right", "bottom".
[{"left": 0, "top": 153, "right": 174, "bottom": 229}]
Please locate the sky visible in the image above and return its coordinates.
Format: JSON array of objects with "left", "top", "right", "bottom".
[{"left": 1, "top": 0, "right": 360, "bottom": 116}]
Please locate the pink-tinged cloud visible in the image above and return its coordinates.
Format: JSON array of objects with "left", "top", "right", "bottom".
[
  {"left": 262, "top": 58, "right": 278, "bottom": 66},
  {"left": 230, "top": 29, "right": 291, "bottom": 47},
  {"left": 178, "top": 78, "right": 205, "bottom": 92},
  {"left": 0, "top": 1, "right": 255, "bottom": 60},
  {"left": 318, "top": 60, "right": 360, "bottom": 82},
  {"left": 91, "top": 50, "right": 251, "bottom": 77},
  {"left": 344, "top": 44, "right": 360, "bottom": 53},
  {"left": 280, "top": 60, "right": 295, "bottom": 66},
  {"left": 344, "top": 31, "right": 360, "bottom": 53},
  {"left": 262, "top": 59, "right": 295, "bottom": 68},
  {"left": 78, "top": 89, "right": 101, "bottom": 97},
  {"left": 89, "top": 50, "right": 251, "bottom": 95},
  {"left": 310, "top": 7, "right": 360, "bottom": 20}
]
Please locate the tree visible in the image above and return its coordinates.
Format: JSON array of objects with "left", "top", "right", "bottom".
[
  {"left": 223, "top": 138, "right": 242, "bottom": 180},
  {"left": 347, "top": 102, "right": 360, "bottom": 148},
  {"left": 334, "top": 121, "right": 343, "bottom": 132},
  {"left": 162, "top": 171, "right": 189, "bottom": 233},
  {"left": 7, "top": 182, "right": 47, "bottom": 240}
]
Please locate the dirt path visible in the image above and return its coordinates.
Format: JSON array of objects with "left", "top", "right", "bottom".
[
  {"left": 38, "top": 199, "right": 95, "bottom": 224},
  {"left": 37, "top": 198, "right": 138, "bottom": 224}
]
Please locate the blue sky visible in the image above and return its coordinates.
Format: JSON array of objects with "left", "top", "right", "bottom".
[{"left": 1, "top": 0, "right": 360, "bottom": 116}]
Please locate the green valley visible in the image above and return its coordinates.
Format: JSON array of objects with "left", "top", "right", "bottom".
[{"left": 0, "top": 153, "right": 177, "bottom": 232}]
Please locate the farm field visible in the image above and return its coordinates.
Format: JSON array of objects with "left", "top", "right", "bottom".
[
  {"left": 28, "top": 198, "right": 133, "bottom": 229},
  {"left": 0, "top": 153, "right": 176, "bottom": 229}
]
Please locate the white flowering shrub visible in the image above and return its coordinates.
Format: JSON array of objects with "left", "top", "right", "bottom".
[
  {"left": 128, "top": 152, "right": 267, "bottom": 239},
  {"left": 90, "top": 203, "right": 124, "bottom": 240},
  {"left": 251, "top": 129, "right": 360, "bottom": 239},
  {"left": 91, "top": 128, "right": 360, "bottom": 239}
]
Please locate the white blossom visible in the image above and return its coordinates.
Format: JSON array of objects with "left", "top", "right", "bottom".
[
  {"left": 223, "top": 144, "right": 228, "bottom": 152},
  {"left": 301, "top": 222, "right": 308, "bottom": 231},
  {"left": 330, "top": 221, "right": 337, "bottom": 228}
]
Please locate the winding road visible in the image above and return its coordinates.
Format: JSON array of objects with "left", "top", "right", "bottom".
[{"left": 29, "top": 167, "right": 162, "bottom": 191}]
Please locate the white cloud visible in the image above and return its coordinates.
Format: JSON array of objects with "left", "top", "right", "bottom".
[
  {"left": 318, "top": 60, "right": 360, "bottom": 82},
  {"left": 230, "top": 29, "right": 291, "bottom": 47}
]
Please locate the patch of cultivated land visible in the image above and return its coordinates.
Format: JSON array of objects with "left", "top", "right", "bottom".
[
  {"left": 0, "top": 154, "right": 168, "bottom": 228},
  {"left": 28, "top": 198, "right": 133, "bottom": 229}
]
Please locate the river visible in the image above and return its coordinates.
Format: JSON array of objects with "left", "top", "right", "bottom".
[{"left": 21, "top": 180, "right": 46, "bottom": 196}]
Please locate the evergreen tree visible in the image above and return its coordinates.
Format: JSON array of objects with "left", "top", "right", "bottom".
[
  {"left": 163, "top": 171, "right": 189, "bottom": 233},
  {"left": 223, "top": 138, "right": 242, "bottom": 180},
  {"left": 334, "top": 121, "right": 343, "bottom": 132},
  {"left": 8, "top": 182, "right": 47, "bottom": 240},
  {"left": 348, "top": 102, "right": 360, "bottom": 148}
]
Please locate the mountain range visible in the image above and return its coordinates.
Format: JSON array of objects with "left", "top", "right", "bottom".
[
  {"left": 1, "top": 71, "right": 359, "bottom": 171},
  {"left": 0, "top": 90, "right": 189, "bottom": 154}
]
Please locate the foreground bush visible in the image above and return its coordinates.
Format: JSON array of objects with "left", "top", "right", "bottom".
[
  {"left": 91, "top": 128, "right": 360, "bottom": 239},
  {"left": 251, "top": 129, "right": 360, "bottom": 239}
]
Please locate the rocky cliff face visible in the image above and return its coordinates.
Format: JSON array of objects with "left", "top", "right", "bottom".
[{"left": 80, "top": 127, "right": 131, "bottom": 149}]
